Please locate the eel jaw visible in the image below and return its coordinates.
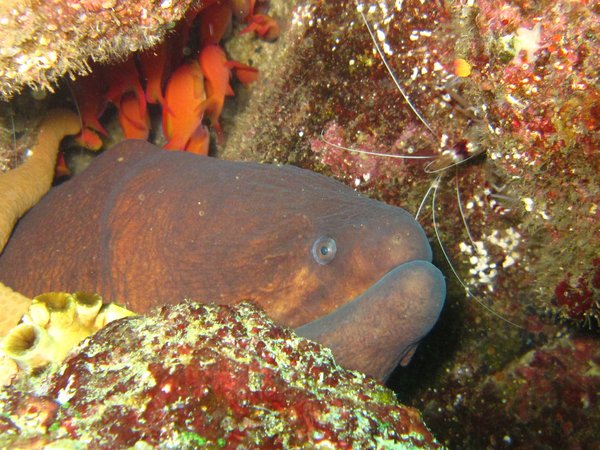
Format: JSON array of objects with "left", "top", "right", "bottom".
[{"left": 295, "top": 260, "right": 446, "bottom": 382}]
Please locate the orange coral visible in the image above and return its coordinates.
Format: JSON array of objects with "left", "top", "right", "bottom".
[
  {"left": 242, "top": 13, "right": 280, "bottom": 41},
  {"left": 105, "top": 59, "right": 150, "bottom": 140},
  {"left": 71, "top": 71, "right": 108, "bottom": 150},
  {"left": 199, "top": 44, "right": 258, "bottom": 138},
  {"left": 162, "top": 61, "right": 208, "bottom": 154},
  {"left": 200, "top": 0, "right": 234, "bottom": 45},
  {"left": 139, "top": 42, "right": 169, "bottom": 107},
  {"left": 69, "top": 0, "right": 275, "bottom": 156}
]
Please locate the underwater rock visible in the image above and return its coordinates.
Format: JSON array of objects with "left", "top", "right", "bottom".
[
  {"left": 419, "top": 332, "right": 600, "bottom": 448},
  {"left": 0, "top": 0, "right": 597, "bottom": 446},
  {"left": 216, "top": 0, "right": 600, "bottom": 447},
  {"left": 0, "top": 302, "right": 441, "bottom": 449},
  {"left": 223, "top": 0, "right": 599, "bottom": 327},
  {"left": 0, "top": 0, "right": 198, "bottom": 99},
  {"left": 0, "top": 0, "right": 278, "bottom": 173}
]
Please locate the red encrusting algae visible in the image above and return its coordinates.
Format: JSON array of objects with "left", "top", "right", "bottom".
[
  {"left": 0, "top": 302, "right": 441, "bottom": 449},
  {"left": 553, "top": 259, "right": 600, "bottom": 324},
  {"left": 209, "top": 1, "right": 599, "bottom": 447}
]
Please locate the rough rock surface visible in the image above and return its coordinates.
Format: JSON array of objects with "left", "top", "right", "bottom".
[
  {"left": 218, "top": 1, "right": 600, "bottom": 447},
  {"left": 0, "top": 302, "right": 441, "bottom": 449},
  {"left": 0, "top": 0, "right": 598, "bottom": 447},
  {"left": 0, "top": 0, "right": 198, "bottom": 99}
]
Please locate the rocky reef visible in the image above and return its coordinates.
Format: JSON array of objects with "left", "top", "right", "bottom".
[
  {"left": 0, "top": 302, "right": 440, "bottom": 449},
  {"left": 216, "top": 0, "right": 600, "bottom": 447},
  {"left": 0, "top": 0, "right": 281, "bottom": 170},
  {"left": 0, "top": 0, "right": 197, "bottom": 99},
  {"left": 222, "top": 0, "right": 600, "bottom": 328},
  {"left": 0, "top": 0, "right": 598, "bottom": 447},
  {"left": 425, "top": 332, "right": 600, "bottom": 448}
]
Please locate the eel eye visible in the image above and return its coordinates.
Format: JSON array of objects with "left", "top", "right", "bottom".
[{"left": 311, "top": 236, "right": 337, "bottom": 265}]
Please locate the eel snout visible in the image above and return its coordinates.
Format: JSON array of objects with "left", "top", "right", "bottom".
[{"left": 296, "top": 260, "right": 445, "bottom": 381}]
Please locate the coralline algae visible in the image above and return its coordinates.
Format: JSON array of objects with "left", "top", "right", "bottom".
[
  {"left": 0, "top": 302, "right": 441, "bottom": 449},
  {"left": 216, "top": 0, "right": 599, "bottom": 447}
]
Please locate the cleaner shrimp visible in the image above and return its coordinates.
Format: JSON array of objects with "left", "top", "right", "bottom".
[{"left": 319, "top": 3, "right": 524, "bottom": 329}]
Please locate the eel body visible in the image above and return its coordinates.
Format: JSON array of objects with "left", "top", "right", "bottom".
[{"left": 0, "top": 140, "right": 445, "bottom": 379}]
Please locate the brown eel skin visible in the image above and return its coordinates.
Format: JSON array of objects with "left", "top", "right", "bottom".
[{"left": 0, "top": 140, "right": 445, "bottom": 380}]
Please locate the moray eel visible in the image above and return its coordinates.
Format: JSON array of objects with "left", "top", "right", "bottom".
[{"left": 0, "top": 140, "right": 445, "bottom": 380}]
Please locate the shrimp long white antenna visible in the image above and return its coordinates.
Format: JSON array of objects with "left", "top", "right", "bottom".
[
  {"left": 359, "top": 10, "right": 437, "bottom": 138},
  {"left": 431, "top": 177, "right": 523, "bottom": 329},
  {"left": 320, "top": 6, "right": 523, "bottom": 329},
  {"left": 415, "top": 174, "right": 440, "bottom": 220},
  {"left": 454, "top": 168, "right": 477, "bottom": 248},
  {"left": 319, "top": 130, "right": 436, "bottom": 160}
]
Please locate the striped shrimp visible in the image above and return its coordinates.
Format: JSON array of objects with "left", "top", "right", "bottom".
[{"left": 319, "top": 2, "right": 524, "bottom": 329}]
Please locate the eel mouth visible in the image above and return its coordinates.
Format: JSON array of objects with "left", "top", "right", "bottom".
[{"left": 296, "top": 259, "right": 446, "bottom": 381}]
